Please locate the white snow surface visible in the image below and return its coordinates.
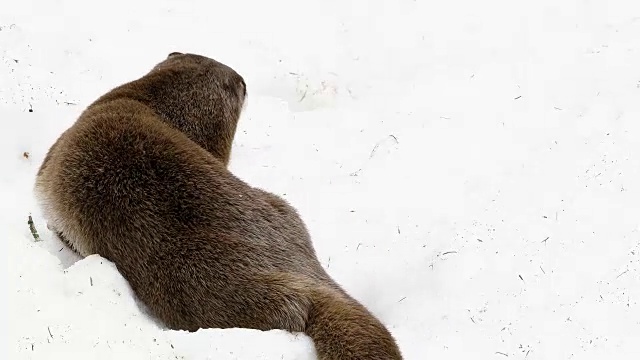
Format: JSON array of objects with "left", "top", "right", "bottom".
[{"left": 3, "top": 0, "right": 640, "bottom": 359}]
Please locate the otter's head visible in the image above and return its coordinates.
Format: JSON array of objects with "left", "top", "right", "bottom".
[{"left": 142, "top": 52, "right": 247, "bottom": 166}]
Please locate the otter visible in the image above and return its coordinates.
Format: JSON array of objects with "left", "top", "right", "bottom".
[{"left": 34, "top": 52, "right": 403, "bottom": 360}]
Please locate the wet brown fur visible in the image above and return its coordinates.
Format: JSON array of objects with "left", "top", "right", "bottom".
[{"left": 34, "top": 52, "right": 403, "bottom": 359}]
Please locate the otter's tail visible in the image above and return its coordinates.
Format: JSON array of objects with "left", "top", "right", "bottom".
[{"left": 305, "top": 286, "right": 403, "bottom": 360}]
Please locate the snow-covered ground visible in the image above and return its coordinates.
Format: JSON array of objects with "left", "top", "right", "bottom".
[{"left": 3, "top": 0, "right": 640, "bottom": 359}]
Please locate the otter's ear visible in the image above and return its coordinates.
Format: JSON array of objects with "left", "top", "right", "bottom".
[
  {"left": 168, "top": 52, "right": 183, "bottom": 58},
  {"left": 240, "top": 78, "right": 247, "bottom": 97}
]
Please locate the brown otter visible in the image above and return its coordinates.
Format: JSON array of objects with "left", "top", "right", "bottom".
[{"left": 34, "top": 52, "right": 403, "bottom": 360}]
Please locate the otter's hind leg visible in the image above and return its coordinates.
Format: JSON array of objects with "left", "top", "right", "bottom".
[{"left": 237, "top": 272, "right": 313, "bottom": 333}]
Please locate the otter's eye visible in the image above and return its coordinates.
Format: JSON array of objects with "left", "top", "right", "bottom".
[{"left": 168, "top": 52, "right": 183, "bottom": 58}]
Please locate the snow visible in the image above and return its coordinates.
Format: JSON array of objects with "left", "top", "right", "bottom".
[{"left": 3, "top": 0, "right": 640, "bottom": 359}]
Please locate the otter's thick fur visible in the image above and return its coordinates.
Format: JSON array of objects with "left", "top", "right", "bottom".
[{"left": 34, "top": 53, "right": 403, "bottom": 360}]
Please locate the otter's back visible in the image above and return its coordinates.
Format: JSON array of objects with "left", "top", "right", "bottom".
[{"left": 35, "top": 98, "right": 326, "bottom": 329}]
